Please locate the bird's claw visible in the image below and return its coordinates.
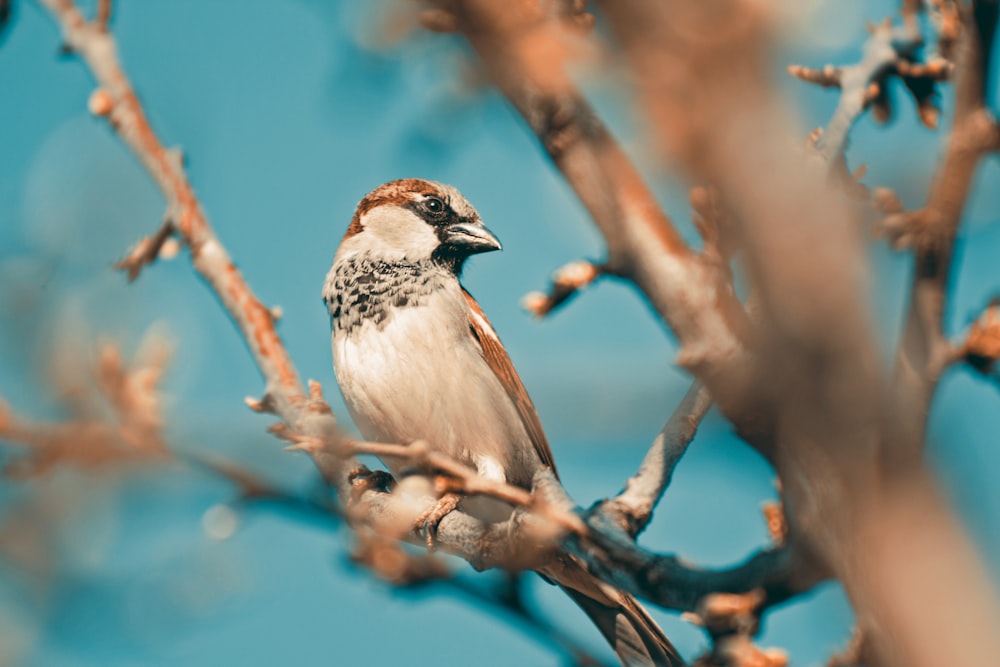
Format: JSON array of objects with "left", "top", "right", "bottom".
[{"left": 414, "top": 492, "right": 461, "bottom": 550}]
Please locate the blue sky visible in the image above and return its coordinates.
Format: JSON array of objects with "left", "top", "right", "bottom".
[{"left": 1, "top": 1, "right": 998, "bottom": 665}]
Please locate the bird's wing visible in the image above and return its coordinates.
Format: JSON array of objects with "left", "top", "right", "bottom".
[{"left": 462, "top": 289, "right": 558, "bottom": 479}]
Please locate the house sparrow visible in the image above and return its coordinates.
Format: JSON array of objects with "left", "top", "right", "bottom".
[{"left": 323, "top": 179, "right": 682, "bottom": 667}]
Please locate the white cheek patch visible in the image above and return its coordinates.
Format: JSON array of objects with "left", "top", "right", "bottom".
[{"left": 362, "top": 206, "right": 439, "bottom": 259}]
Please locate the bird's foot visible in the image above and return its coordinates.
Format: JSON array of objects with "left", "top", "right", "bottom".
[
  {"left": 347, "top": 465, "right": 394, "bottom": 503},
  {"left": 414, "top": 492, "right": 461, "bottom": 550}
]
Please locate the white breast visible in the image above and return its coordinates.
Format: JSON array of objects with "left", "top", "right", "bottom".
[{"left": 331, "top": 282, "right": 538, "bottom": 487}]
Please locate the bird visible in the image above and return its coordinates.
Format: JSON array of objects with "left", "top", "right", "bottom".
[{"left": 322, "top": 178, "right": 682, "bottom": 667}]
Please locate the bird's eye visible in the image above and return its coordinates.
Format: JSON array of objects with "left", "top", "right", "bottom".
[{"left": 425, "top": 196, "right": 445, "bottom": 214}]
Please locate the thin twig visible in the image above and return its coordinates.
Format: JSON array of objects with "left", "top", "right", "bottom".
[
  {"left": 885, "top": 0, "right": 1000, "bottom": 466},
  {"left": 789, "top": 18, "right": 927, "bottom": 163},
  {"left": 599, "top": 382, "right": 712, "bottom": 537},
  {"left": 0, "top": 337, "right": 170, "bottom": 476},
  {"left": 115, "top": 218, "right": 176, "bottom": 282},
  {"left": 271, "top": 426, "right": 588, "bottom": 536},
  {"left": 522, "top": 260, "right": 605, "bottom": 318},
  {"left": 574, "top": 507, "right": 816, "bottom": 614},
  {"left": 94, "top": 0, "right": 110, "bottom": 32},
  {"left": 954, "top": 297, "right": 1000, "bottom": 376},
  {"left": 427, "top": 0, "right": 753, "bottom": 415},
  {"left": 38, "top": 0, "right": 343, "bottom": 473}
]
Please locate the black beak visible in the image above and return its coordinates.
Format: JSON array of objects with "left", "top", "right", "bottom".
[{"left": 443, "top": 221, "right": 502, "bottom": 254}]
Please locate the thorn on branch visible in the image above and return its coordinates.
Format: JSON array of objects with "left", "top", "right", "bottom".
[
  {"left": 898, "top": 65, "right": 944, "bottom": 129},
  {"left": 95, "top": 0, "right": 112, "bottom": 32},
  {"left": 761, "top": 501, "right": 786, "bottom": 546},
  {"left": 689, "top": 590, "right": 788, "bottom": 667},
  {"left": 305, "top": 379, "right": 333, "bottom": 415},
  {"left": 870, "top": 81, "right": 893, "bottom": 124},
  {"left": 959, "top": 298, "right": 1000, "bottom": 376},
  {"left": 805, "top": 126, "right": 823, "bottom": 149},
  {"left": 872, "top": 187, "right": 904, "bottom": 214},
  {"left": 872, "top": 188, "right": 935, "bottom": 250},
  {"left": 419, "top": 8, "right": 459, "bottom": 33},
  {"left": 88, "top": 88, "right": 113, "bottom": 117},
  {"left": 877, "top": 210, "right": 928, "bottom": 250},
  {"left": 270, "top": 422, "right": 330, "bottom": 456},
  {"left": 244, "top": 392, "right": 277, "bottom": 414},
  {"left": 797, "top": 14, "right": 943, "bottom": 162},
  {"left": 115, "top": 218, "right": 177, "bottom": 282},
  {"left": 522, "top": 260, "right": 604, "bottom": 318},
  {"left": 829, "top": 155, "right": 870, "bottom": 201},
  {"left": 558, "top": 0, "right": 596, "bottom": 33},
  {"left": 690, "top": 185, "right": 736, "bottom": 260},
  {"left": 694, "top": 589, "right": 766, "bottom": 637},
  {"left": 895, "top": 58, "right": 954, "bottom": 81},
  {"left": 826, "top": 628, "right": 864, "bottom": 667},
  {"left": 787, "top": 64, "right": 842, "bottom": 88},
  {"left": 930, "top": 0, "right": 962, "bottom": 63}
]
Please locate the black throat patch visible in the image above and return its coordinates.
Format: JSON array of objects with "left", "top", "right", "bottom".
[{"left": 325, "top": 256, "right": 450, "bottom": 334}]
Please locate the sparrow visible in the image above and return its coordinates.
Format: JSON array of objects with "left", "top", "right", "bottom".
[{"left": 323, "top": 178, "right": 682, "bottom": 667}]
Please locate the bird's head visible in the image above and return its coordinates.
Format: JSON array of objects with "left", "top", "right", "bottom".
[{"left": 338, "top": 179, "right": 502, "bottom": 272}]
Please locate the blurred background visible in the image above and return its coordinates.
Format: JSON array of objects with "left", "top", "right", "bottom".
[{"left": 1, "top": 0, "right": 999, "bottom": 664}]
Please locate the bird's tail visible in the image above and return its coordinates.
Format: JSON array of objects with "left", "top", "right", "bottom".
[{"left": 541, "top": 556, "right": 683, "bottom": 667}]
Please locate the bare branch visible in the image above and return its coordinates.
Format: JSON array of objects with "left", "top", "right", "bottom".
[
  {"left": 94, "top": 0, "right": 110, "bottom": 32},
  {"left": 598, "top": 382, "right": 712, "bottom": 537},
  {"left": 886, "top": 0, "right": 1000, "bottom": 466},
  {"left": 209, "top": 461, "right": 616, "bottom": 666},
  {"left": 595, "top": 3, "right": 1000, "bottom": 666},
  {"left": 572, "top": 507, "right": 817, "bottom": 614},
  {"left": 114, "top": 217, "right": 176, "bottom": 282},
  {"left": 522, "top": 260, "right": 605, "bottom": 318},
  {"left": 956, "top": 297, "right": 1000, "bottom": 376},
  {"left": 826, "top": 628, "right": 864, "bottom": 667},
  {"left": 0, "top": 336, "right": 170, "bottom": 476},
  {"left": 929, "top": 0, "right": 963, "bottom": 62},
  {"left": 688, "top": 590, "right": 788, "bottom": 667},
  {"left": 37, "top": 0, "right": 343, "bottom": 475},
  {"left": 428, "top": 0, "right": 754, "bottom": 420},
  {"left": 901, "top": 0, "right": 925, "bottom": 23},
  {"left": 790, "top": 18, "right": 928, "bottom": 163},
  {"left": 275, "top": 427, "right": 589, "bottom": 536}
]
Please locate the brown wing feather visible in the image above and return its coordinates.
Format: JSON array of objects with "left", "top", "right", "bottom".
[{"left": 462, "top": 289, "right": 558, "bottom": 479}]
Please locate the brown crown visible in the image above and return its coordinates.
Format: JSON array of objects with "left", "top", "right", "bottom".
[{"left": 343, "top": 178, "right": 444, "bottom": 239}]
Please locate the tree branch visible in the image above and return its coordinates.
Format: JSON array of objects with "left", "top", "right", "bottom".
[
  {"left": 593, "top": 2, "right": 1000, "bottom": 666},
  {"left": 522, "top": 260, "right": 605, "bottom": 318},
  {"left": 789, "top": 17, "right": 930, "bottom": 163},
  {"left": 94, "top": 0, "right": 110, "bottom": 32},
  {"left": 885, "top": 0, "right": 1000, "bottom": 467},
  {"left": 956, "top": 297, "right": 1000, "bottom": 376},
  {"left": 38, "top": 0, "right": 343, "bottom": 475},
  {"left": 425, "top": 0, "right": 754, "bottom": 421},
  {"left": 0, "top": 335, "right": 169, "bottom": 477},
  {"left": 597, "top": 382, "right": 712, "bottom": 538}
]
